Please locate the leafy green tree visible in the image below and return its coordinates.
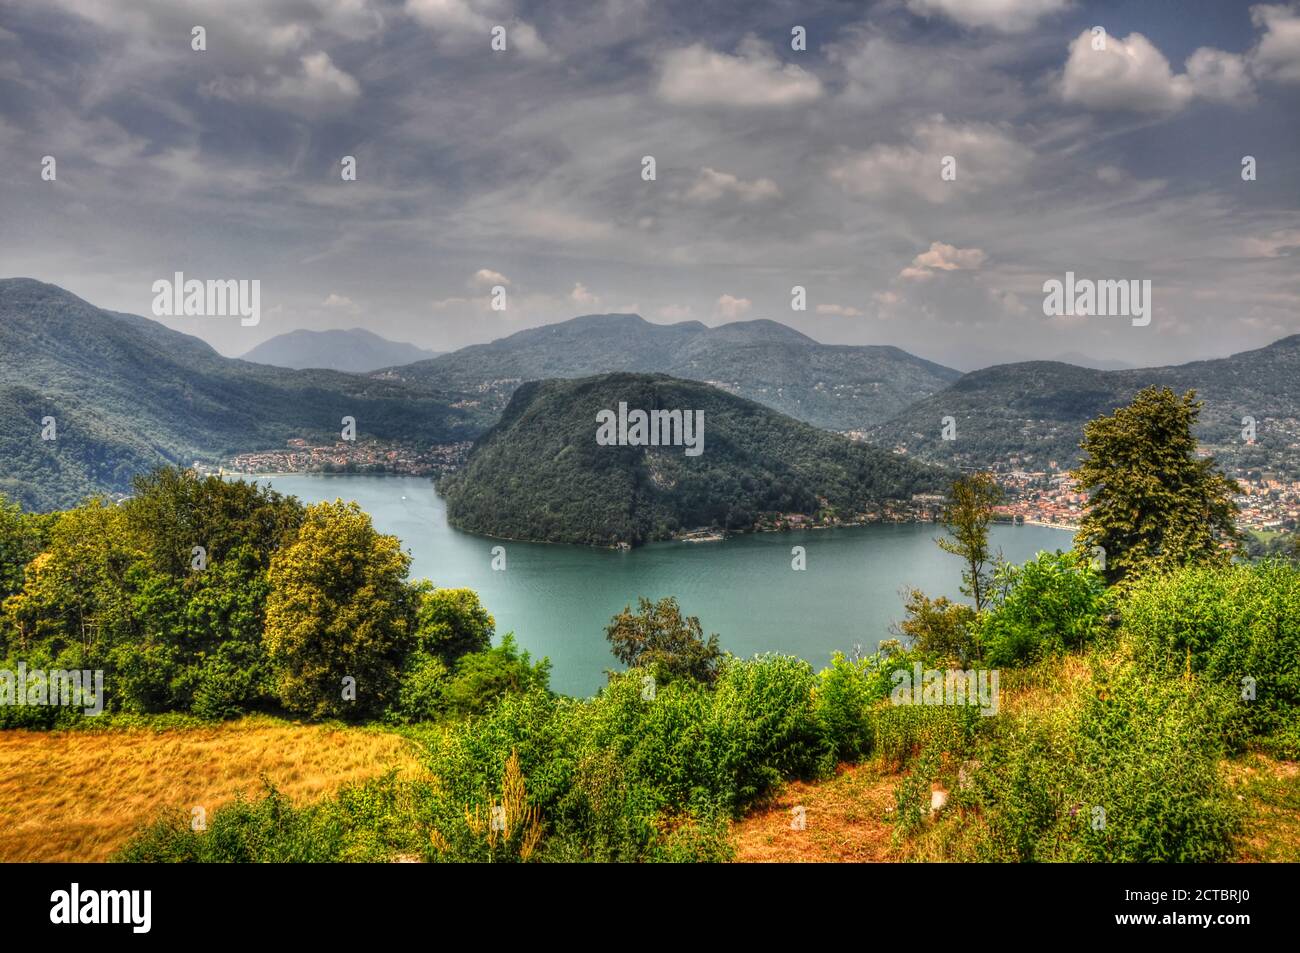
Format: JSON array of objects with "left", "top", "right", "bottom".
[
  {"left": 975, "top": 551, "right": 1109, "bottom": 666},
  {"left": 443, "top": 634, "right": 551, "bottom": 717},
  {"left": 0, "top": 494, "right": 45, "bottom": 603},
  {"left": 605, "top": 596, "right": 723, "bottom": 685},
  {"left": 125, "top": 467, "right": 303, "bottom": 578},
  {"left": 896, "top": 588, "right": 978, "bottom": 664},
  {"left": 411, "top": 584, "right": 495, "bottom": 666},
  {"left": 936, "top": 471, "right": 1002, "bottom": 611},
  {"left": 264, "top": 500, "right": 415, "bottom": 719},
  {"left": 1071, "top": 387, "right": 1240, "bottom": 586}
]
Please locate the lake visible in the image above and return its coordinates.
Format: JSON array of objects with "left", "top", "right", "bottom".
[{"left": 246, "top": 473, "right": 1074, "bottom": 697}]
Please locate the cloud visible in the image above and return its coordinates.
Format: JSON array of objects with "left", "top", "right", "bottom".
[
  {"left": 905, "top": 0, "right": 1069, "bottom": 33},
  {"left": 685, "top": 167, "right": 781, "bottom": 203},
  {"left": 1250, "top": 4, "right": 1300, "bottom": 83},
  {"left": 900, "top": 241, "right": 987, "bottom": 280},
  {"left": 816, "top": 303, "right": 862, "bottom": 317},
  {"left": 471, "top": 268, "right": 510, "bottom": 287},
  {"left": 1184, "top": 47, "right": 1255, "bottom": 103},
  {"left": 322, "top": 292, "right": 360, "bottom": 312},
  {"left": 570, "top": 281, "right": 599, "bottom": 306},
  {"left": 1060, "top": 30, "right": 1252, "bottom": 112},
  {"left": 405, "top": 0, "right": 550, "bottom": 59},
  {"left": 713, "top": 294, "right": 752, "bottom": 319},
  {"left": 514, "top": 208, "right": 613, "bottom": 243},
  {"left": 656, "top": 36, "right": 823, "bottom": 108},
  {"left": 202, "top": 51, "right": 361, "bottom": 115},
  {"left": 829, "top": 116, "right": 1027, "bottom": 203}
]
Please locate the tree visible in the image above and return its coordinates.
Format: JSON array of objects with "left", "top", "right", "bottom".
[
  {"left": 1071, "top": 387, "right": 1240, "bottom": 586},
  {"left": 605, "top": 596, "right": 723, "bottom": 685},
  {"left": 264, "top": 500, "right": 414, "bottom": 719},
  {"left": 936, "top": 471, "right": 1002, "bottom": 611},
  {"left": 896, "top": 588, "right": 978, "bottom": 664},
  {"left": 411, "top": 584, "right": 495, "bottom": 666}
]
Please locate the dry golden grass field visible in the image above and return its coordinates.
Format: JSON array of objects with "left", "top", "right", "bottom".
[{"left": 0, "top": 717, "right": 424, "bottom": 862}]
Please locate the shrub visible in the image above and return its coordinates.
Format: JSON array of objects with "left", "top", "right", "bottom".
[
  {"left": 976, "top": 551, "right": 1109, "bottom": 667},
  {"left": 1121, "top": 559, "right": 1300, "bottom": 748},
  {"left": 967, "top": 659, "right": 1242, "bottom": 862}
]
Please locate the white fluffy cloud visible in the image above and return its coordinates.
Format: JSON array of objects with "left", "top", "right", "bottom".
[
  {"left": 657, "top": 36, "right": 823, "bottom": 108},
  {"left": 1060, "top": 30, "right": 1253, "bottom": 112},
  {"left": 713, "top": 294, "right": 752, "bottom": 319},
  {"left": 829, "top": 116, "right": 1027, "bottom": 203},
  {"left": 322, "top": 292, "right": 359, "bottom": 312},
  {"left": 900, "top": 242, "right": 987, "bottom": 280},
  {"left": 472, "top": 268, "right": 510, "bottom": 287},
  {"left": 685, "top": 167, "right": 781, "bottom": 203},
  {"left": 1251, "top": 3, "right": 1300, "bottom": 83},
  {"left": 570, "top": 281, "right": 599, "bottom": 306},
  {"left": 906, "top": 0, "right": 1069, "bottom": 33}
]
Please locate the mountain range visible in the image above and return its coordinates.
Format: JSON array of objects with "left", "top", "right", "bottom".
[
  {"left": 376, "top": 313, "right": 962, "bottom": 432},
  {"left": 868, "top": 336, "right": 1300, "bottom": 475},
  {"left": 0, "top": 279, "right": 486, "bottom": 510},
  {"left": 3, "top": 278, "right": 1298, "bottom": 515},
  {"left": 240, "top": 328, "right": 439, "bottom": 373},
  {"left": 439, "top": 373, "right": 948, "bottom": 547}
]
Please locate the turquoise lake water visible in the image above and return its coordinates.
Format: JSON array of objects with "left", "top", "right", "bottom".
[{"left": 248, "top": 474, "right": 1074, "bottom": 697}]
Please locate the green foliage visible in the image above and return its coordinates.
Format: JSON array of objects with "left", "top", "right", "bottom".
[
  {"left": 936, "top": 471, "right": 1001, "bottom": 610},
  {"left": 0, "top": 279, "right": 488, "bottom": 512},
  {"left": 897, "top": 589, "right": 979, "bottom": 665},
  {"left": 1122, "top": 559, "right": 1300, "bottom": 748},
  {"left": 967, "top": 660, "right": 1242, "bottom": 862},
  {"left": 976, "top": 550, "right": 1110, "bottom": 666},
  {"left": 115, "top": 775, "right": 425, "bottom": 863},
  {"left": 604, "top": 596, "right": 723, "bottom": 685},
  {"left": 411, "top": 584, "right": 495, "bottom": 666},
  {"left": 440, "top": 373, "right": 948, "bottom": 546},
  {"left": 442, "top": 634, "right": 552, "bottom": 718},
  {"left": 1071, "top": 387, "right": 1241, "bottom": 587},
  {"left": 264, "top": 500, "right": 414, "bottom": 720}
]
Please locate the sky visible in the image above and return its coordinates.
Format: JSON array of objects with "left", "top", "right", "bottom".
[{"left": 1, "top": 0, "right": 1299, "bottom": 371}]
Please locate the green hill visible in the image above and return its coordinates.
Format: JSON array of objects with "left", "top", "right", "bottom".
[
  {"left": 379, "top": 313, "right": 961, "bottom": 432},
  {"left": 868, "top": 336, "right": 1300, "bottom": 476},
  {"left": 0, "top": 278, "right": 488, "bottom": 510},
  {"left": 439, "top": 373, "right": 949, "bottom": 547}
]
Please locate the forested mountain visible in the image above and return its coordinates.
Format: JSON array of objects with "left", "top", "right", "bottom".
[
  {"left": 379, "top": 313, "right": 961, "bottom": 431},
  {"left": 869, "top": 335, "right": 1300, "bottom": 475},
  {"left": 439, "top": 373, "right": 949, "bottom": 547},
  {"left": 241, "top": 328, "right": 439, "bottom": 372},
  {"left": 0, "top": 279, "right": 487, "bottom": 510}
]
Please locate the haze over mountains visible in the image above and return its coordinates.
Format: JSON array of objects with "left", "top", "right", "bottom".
[
  {"left": 377, "top": 313, "right": 962, "bottom": 432},
  {"left": 0, "top": 279, "right": 485, "bottom": 510},
  {"left": 241, "top": 328, "right": 440, "bottom": 373}
]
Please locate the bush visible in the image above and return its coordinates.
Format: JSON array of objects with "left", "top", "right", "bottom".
[
  {"left": 977, "top": 551, "right": 1110, "bottom": 667},
  {"left": 1121, "top": 559, "right": 1300, "bottom": 748},
  {"left": 967, "top": 658, "right": 1243, "bottom": 862}
]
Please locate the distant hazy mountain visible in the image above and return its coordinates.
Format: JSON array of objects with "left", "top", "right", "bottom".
[
  {"left": 241, "top": 328, "right": 439, "bottom": 372},
  {"left": 0, "top": 279, "right": 486, "bottom": 510},
  {"left": 440, "top": 373, "right": 949, "bottom": 547},
  {"left": 379, "top": 313, "right": 961, "bottom": 432},
  {"left": 1051, "top": 351, "right": 1135, "bottom": 371},
  {"left": 869, "top": 336, "right": 1300, "bottom": 475}
]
